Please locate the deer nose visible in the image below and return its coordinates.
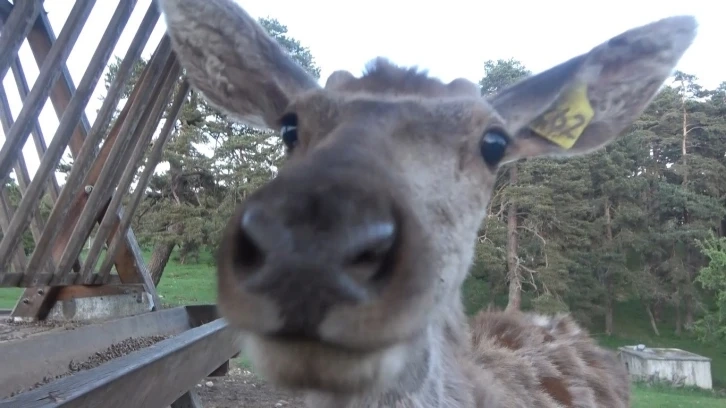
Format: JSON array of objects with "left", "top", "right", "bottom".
[{"left": 234, "top": 203, "right": 398, "bottom": 298}]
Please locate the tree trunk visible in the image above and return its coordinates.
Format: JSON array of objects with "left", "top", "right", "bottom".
[
  {"left": 684, "top": 293, "right": 694, "bottom": 329},
  {"left": 149, "top": 241, "right": 176, "bottom": 286},
  {"left": 505, "top": 166, "right": 520, "bottom": 312},
  {"left": 604, "top": 199, "right": 614, "bottom": 335},
  {"left": 675, "top": 290, "right": 682, "bottom": 336},
  {"left": 646, "top": 303, "right": 661, "bottom": 336},
  {"left": 148, "top": 222, "right": 184, "bottom": 286}
]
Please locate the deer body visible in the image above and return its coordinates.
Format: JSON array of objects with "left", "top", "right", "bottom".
[{"left": 157, "top": 1, "right": 697, "bottom": 406}]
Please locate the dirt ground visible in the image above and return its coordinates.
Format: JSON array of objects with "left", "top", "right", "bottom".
[{"left": 197, "top": 367, "right": 306, "bottom": 408}]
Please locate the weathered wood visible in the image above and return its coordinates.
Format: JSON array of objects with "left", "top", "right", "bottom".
[
  {"left": 9, "top": 59, "right": 64, "bottom": 204},
  {"left": 171, "top": 390, "right": 204, "bottom": 408},
  {"left": 13, "top": 2, "right": 158, "bottom": 291},
  {"left": 2, "top": 273, "right": 122, "bottom": 289},
  {"left": 4, "top": 1, "right": 154, "bottom": 318},
  {"left": 0, "top": 0, "right": 98, "bottom": 299},
  {"left": 83, "top": 58, "right": 181, "bottom": 280},
  {"left": 2, "top": 0, "right": 135, "bottom": 280},
  {"left": 53, "top": 36, "right": 173, "bottom": 283},
  {"left": 0, "top": 0, "right": 95, "bottom": 189},
  {"left": 0, "top": 189, "right": 27, "bottom": 273},
  {"left": 4, "top": 2, "right": 160, "bottom": 320},
  {"left": 0, "top": 318, "right": 237, "bottom": 408},
  {"left": 0, "top": 306, "right": 202, "bottom": 397},
  {"left": 98, "top": 81, "right": 191, "bottom": 282},
  {"left": 55, "top": 284, "right": 146, "bottom": 300},
  {"left": 0, "top": 81, "right": 57, "bottom": 276},
  {"left": 0, "top": 0, "right": 41, "bottom": 79}
]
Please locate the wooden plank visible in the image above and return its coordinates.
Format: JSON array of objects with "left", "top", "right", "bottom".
[
  {"left": 171, "top": 390, "right": 203, "bottom": 408},
  {"left": 3, "top": 273, "right": 121, "bottom": 289},
  {"left": 0, "top": 189, "right": 28, "bottom": 273},
  {"left": 96, "top": 80, "right": 190, "bottom": 283},
  {"left": 0, "top": 0, "right": 95, "bottom": 191},
  {"left": 2, "top": 0, "right": 134, "bottom": 279},
  {"left": 17, "top": 1, "right": 159, "bottom": 284},
  {"left": 54, "top": 36, "right": 173, "bottom": 282},
  {"left": 0, "top": 0, "right": 41, "bottom": 79},
  {"left": 0, "top": 79, "right": 58, "bottom": 276},
  {"left": 0, "top": 306, "right": 196, "bottom": 397},
  {"left": 81, "top": 57, "right": 180, "bottom": 280},
  {"left": 0, "top": 0, "right": 97, "bottom": 318},
  {"left": 55, "top": 284, "right": 146, "bottom": 300},
  {"left": 0, "top": 319, "right": 238, "bottom": 408},
  {"left": 7, "top": 2, "right": 159, "bottom": 318}
]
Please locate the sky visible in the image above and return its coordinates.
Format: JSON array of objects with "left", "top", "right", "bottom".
[{"left": 1, "top": 0, "right": 724, "bottom": 183}]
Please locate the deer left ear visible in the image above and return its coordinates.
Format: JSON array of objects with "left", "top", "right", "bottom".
[{"left": 489, "top": 15, "right": 697, "bottom": 162}]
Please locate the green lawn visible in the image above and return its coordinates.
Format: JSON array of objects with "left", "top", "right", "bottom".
[{"left": 1, "top": 249, "right": 724, "bottom": 406}]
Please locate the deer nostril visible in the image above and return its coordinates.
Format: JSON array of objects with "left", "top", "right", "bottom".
[
  {"left": 235, "top": 204, "right": 290, "bottom": 269},
  {"left": 345, "top": 222, "right": 397, "bottom": 280},
  {"left": 234, "top": 227, "right": 265, "bottom": 268}
]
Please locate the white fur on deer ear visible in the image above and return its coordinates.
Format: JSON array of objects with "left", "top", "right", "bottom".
[
  {"left": 157, "top": 0, "right": 320, "bottom": 129},
  {"left": 489, "top": 15, "right": 698, "bottom": 162}
]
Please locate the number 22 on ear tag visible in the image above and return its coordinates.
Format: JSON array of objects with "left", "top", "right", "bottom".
[{"left": 528, "top": 83, "right": 594, "bottom": 150}]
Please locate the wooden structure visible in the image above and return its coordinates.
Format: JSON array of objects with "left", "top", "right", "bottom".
[
  {"left": 0, "top": 0, "right": 186, "bottom": 321},
  {"left": 0, "top": 3, "right": 240, "bottom": 406},
  {"left": 618, "top": 345, "right": 713, "bottom": 390},
  {"left": 0, "top": 305, "right": 239, "bottom": 407}
]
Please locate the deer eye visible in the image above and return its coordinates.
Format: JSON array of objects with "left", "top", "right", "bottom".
[
  {"left": 479, "top": 129, "right": 510, "bottom": 167},
  {"left": 280, "top": 113, "right": 298, "bottom": 151}
]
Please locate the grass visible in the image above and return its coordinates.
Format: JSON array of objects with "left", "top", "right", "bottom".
[
  {"left": 1, "top": 249, "right": 724, "bottom": 407},
  {"left": 632, "top": 386, "right": 724, "bottom": 407}
]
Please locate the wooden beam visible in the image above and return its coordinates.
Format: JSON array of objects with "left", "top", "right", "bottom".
[
  {"left": 171, "top": 391, "right": 203, "bottom": 408},
  {"left": 5, "top": 2, "right": 160, "bottom": 319},
  {"left": 0, "top": 0, "right": 42, "bottom": 79},
  {"left": 0, "top": 0, "right": 96, "bottom": 189},
  {"left": 5, "top": 0, "right": 137, "bottom": 280},
  {"left": 55, "top": 284, "right": 146, "bottom": 301}
]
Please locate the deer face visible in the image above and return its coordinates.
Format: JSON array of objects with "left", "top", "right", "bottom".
[{"left": 158, "top": 0, "right": 696, "bottom": 395}]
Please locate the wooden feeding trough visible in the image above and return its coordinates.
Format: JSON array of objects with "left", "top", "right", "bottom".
[
  {"left": 0, "top": 305, "right": 240, "bottom": 407},
  {"left": 0, "top": 1, "right": 240, "bottom": 407}
]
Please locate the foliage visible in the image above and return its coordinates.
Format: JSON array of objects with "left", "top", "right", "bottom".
[{"left": 694, "top": 235, "right": 726, "bottom": 341}]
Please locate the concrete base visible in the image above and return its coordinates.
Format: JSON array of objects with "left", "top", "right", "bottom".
[{"left": 46, "top": 292, "right": 154, "bottom": 322}]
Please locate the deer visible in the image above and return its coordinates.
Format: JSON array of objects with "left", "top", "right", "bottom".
[{"left": 157, "top": 0, "right": 697, "bottom": 406}]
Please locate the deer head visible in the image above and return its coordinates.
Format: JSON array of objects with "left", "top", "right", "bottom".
[{"left": 158, "top": 0, "right": 696, "bottom": 396}]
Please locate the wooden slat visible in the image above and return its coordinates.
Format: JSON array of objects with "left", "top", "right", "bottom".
[
  {"left": 0, "top": 0, "right": 96, "bottom": 190},
  {"left": 2, "top": 273, "right": 121, "bottom": 288},
  {"left": 15, "top": 1, "right": 159, "bottom": 285},
  {"left": 1, "top": 0, "right": 135, "bottom": 280},
  {"left": 0, "top": 319, "right": 238, "bottom": 408},
  {"left": 0, "top": 0, "right": 41, "bottom": 79},
  {"left": 81, "top": 57, "right": 180, "bottom": 281},
  {"left": 53, "top": 36, "right": 173, "bottom": 282},
  {"left": 55, "top": 284, "right": 146, "bottom": 300},
  {"left": 98, "top": 81, "right": 191, "bottom": 281},
  {"left": 0, "top": 81, "right": 57, "bottom": 275},
  {"left": 0, "top": 189, "right": 27, "bottom": 273}
]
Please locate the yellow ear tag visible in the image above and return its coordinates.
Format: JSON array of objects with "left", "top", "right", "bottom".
[{"left": 527, "top": 83, "right": 594, "bottom": 150}]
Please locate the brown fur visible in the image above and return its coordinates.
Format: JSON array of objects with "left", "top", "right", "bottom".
[{"left": 158, "top": 1, "right": 697, "bottom": 406}]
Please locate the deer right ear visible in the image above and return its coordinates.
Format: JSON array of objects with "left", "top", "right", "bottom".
[
  {"left": 157, "top": 0, "right": 320, "bottom": 130},
  {"left": 489, "top": 15, "right": 697, "bottom": 162}
]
